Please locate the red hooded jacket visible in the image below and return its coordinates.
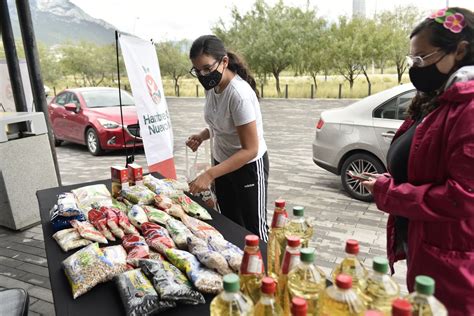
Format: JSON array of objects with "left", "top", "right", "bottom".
[{"left": 373, "top": 73, "right": 474, "bottom": 315}]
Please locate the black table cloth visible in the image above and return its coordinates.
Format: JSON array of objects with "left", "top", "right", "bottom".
[{"left": 37, "top": 176, "right": 267, "bottom": 316}]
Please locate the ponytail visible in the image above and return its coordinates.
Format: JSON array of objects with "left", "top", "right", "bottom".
[{"left": 227, "top": 52, "right": 259, "bottom": 98}]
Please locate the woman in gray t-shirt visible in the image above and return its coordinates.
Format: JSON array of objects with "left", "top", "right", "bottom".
[{"left": 186, "top": 35, "right": 269, "bottom": 241}]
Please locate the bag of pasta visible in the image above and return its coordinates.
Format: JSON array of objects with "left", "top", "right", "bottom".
[
  {"left": 170, "top": 193, "right": 212, "bottom": 220},
  {"left": 87, "top": 209, "right": 115, "bottom": 241}
]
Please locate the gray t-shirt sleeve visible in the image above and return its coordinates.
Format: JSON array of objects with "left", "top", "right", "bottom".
[{"left": 230, "top": 96, "right": 256, "bottom": 127}]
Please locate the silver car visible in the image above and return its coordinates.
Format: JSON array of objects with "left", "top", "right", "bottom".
[{"left": 312, "top": 84, "right": 416, "bottom": 202}]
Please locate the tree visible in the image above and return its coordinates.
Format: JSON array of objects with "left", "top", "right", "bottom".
[
  {"left": 157, "top": 41, "right": 190, "bottom": 96},
  {"left": 38, "top": 43, "right": 63, "bottom": 86},
  {"left": 214, "top": 0, "right": 313, "bottom": 96}
]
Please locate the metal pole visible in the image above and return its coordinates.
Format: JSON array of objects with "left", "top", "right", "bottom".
[
  {"left": 260, "top": 83, "right": 264, "bottom": 99},
  {"left": 115, "top": 31, "right": 130, "bottom": 167},
  {"left": 285, "top": 84, "right": 288, "bottom": 99},
  {"left": 338, "top": 84, "right": 342, "bottom": 99},
  {"left": 16, "top": 0, "right": 62, "bottom": 185},
  {"left": 196, "top": 85, "right": 199, "bottom": 97},
  {"left": 0, "top": 0, "right": 28, "bottom": 112},
  {"left": 311, "top": 84, "right": 314, "bottom": 99}
]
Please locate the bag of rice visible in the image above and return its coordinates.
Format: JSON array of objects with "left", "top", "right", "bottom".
[
  {"left": 121, "top": 185, "right": 155, "bottom": 205},
  {"left": 70, "top": 220, "right": 108, "bottom": 244},
  {"left": 62, "top": 243, "right": 114, "bottom": 299},
  {"left": 115, "top": 269, "right": 175, "bottom": 316},
  {"left": 102, "top": 245, "right": 128, "bottom": 280},
  {"left": 207, "top": 236, "right": 244, "bottom": 273},
  {"left": 53, "top": 228, "right": 92, "bottom": 252},
  {"left": 187, "top": 235, "right": 232, "bottom": 275}
]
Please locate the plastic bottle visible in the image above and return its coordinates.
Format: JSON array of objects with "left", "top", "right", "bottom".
[
  {"left": 405, "top": 276, "right": 447, "bottom": 316},
  {"left": 331, "top": 239, "right": 368, "bottom": 292},
  {"left": 277, "top": 236, "right": 301, "bottom": 315},
  {"left": 210, "top": 273, "right": 254, "bottom": 316},
  {"left": 288, "top": 247, "right": 326, "bottom": 315},
  {"left": 267, "top": 199, "right": 288, "bottom": 280},
  {"left": 291, "top": 297, "right": 308, "bottom": 316},
  {"left": 364, "top": 257, "right": 400, "bottom": 314},
  {"left": 391, "top": 298, "right": 412, "bottom": 316},
  {"left": 285, "top": 206, "right": 313, "bottom": 248},
  {"left": 239, "top": 235, "right": 264, "bottom": 304},
  {"left": 317, "top": 274, "right": 367, "bottom": 315},
  {"left": 254, "top": 277, "right": 283, "bottom": 316}
]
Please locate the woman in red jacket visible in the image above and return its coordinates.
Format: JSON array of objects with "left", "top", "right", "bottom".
[{"left": 363, "top": 7, "right": 474, "bottom": 315}]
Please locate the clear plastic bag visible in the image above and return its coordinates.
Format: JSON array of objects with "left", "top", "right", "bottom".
[
  {"left": 165, "top": 218, "right": 194, "bottom": 250},
  {"left": 141, "top": 222, "right": 175, "bottom": 254},
  {"left": 70, "top": 220, "right": 108, "bottom": 244},
  {"left": 102, "top": 245, "right": 128, "bottom": 280},
  {"left": 128, "top": 205, "right": 149, "bottom": 229},
  {"left": 143, "top": 205, "right": 171, "bottom": 226},
  {"left": 50, "top": 204, "right": 86, "bottom": 232},
  {"left": 56, "top": 193, "right": 82, "bottom": 217},
  {"left": 170, "top": 193, "right": 212, "bottom": 221},
  {"left": 207, "top": 236, "right": 244, "bottom": 273},
  {"left": 181, "top": 213, "right": 222, "bottom": 240},
  {"left": 122, "top": 234, "right": 150, "bottom": 267},
  {"left": 53, "top": 228, "right": 92, "bottom": 252},
  {"left": 121, "top": 185, "right": 156, "bottom": 205},
  {"left": 187, "top": 235, "right": 232, "bottom": 275},
  {"left": 71, "top": 184, "right": 113, "bottom": 215}
]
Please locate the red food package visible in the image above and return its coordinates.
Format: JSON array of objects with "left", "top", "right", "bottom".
[
  {"left": 117, "top": 210, "right": 139, "bottom": 235},
  {"left": 154, "top": 194, "right": 173, "bottom": 211},
  {"left": 88, "top": 209, "right": 116, "bottom": 241},
  {"left": 122, "top": 234, "right": 149, "bottom": 267},
  {"left": 100, "top": 207, "right": 125, "bottom": 239},
  {"left": 141, "top": 222, "right": 175, "bottom": 255}
]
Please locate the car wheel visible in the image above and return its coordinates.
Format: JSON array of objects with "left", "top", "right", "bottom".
[
  {"left": 53, "top": 134, "right": 62, "bottom": 147},
  {"left": 86, "top": 128, "right": 103, "bottom": 156},
  {"left": 341, "top": 153, "right": 386, "bottom": 202}
]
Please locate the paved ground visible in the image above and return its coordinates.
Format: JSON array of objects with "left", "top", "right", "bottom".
[{"left": 0, "top": 97, "right": 407, "bottom": 315}]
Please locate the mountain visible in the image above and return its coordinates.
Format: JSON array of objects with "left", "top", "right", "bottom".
[{"left": 7, "top": 0, "right": 116, "bottom": 46}]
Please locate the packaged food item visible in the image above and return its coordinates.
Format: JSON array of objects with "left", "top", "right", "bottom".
[
  {"left": 166, "top": 218, "right": 194, "bottom": 249},
  {"left": 187, "top": 235, "right": 232, "bottom": 275},
  {"left": 210, "top": 273, "right": 254, "bottom": 316},
  {"left": 154, "top": 194, "right": 174, "bottom": 211},
  {"left": 112, "top": 198, "right": 128, "bottom": 213},
  {"left": 62, "top": 243, "right": 114, "bottom": 299},
  {"left": 143, "top": 205, "right": 171, "bottom": 225},
  {"left": 162, "top": 178, "right": 189, "bottom": 191},
  {"left": 115, "top": 269, "right": 175, "bottom": 316},
  {"left": 165, "top": 248, "right": 223, "bottom": 294},
  {"left": 207, "top": 236, "right": 244, "bottom": 273},
  {"left": 102, "top": 245, "right": 128, "bottom": 280},
  {"left": 101, "top": 207, "right": 125, "bottom": 239},
  {"left": 50, "top": 205, "right": 86, "bottom": 232},
  {"left": 181, "top": 213, "right": 222, "bottom": 240},
  {"left": 139, "top": 259, "right": 205, "bottom": 305},
  {"left": 149, "top": 250, "right": 165, "bottom": 261},
  {"left": 117, "top": 210, "right": 139, "bottom": 235},
  {"left": 143, "top": 175, "right": 183, "bottom": 195},
  {"left": 53, "top": 228, "right": 92, "bottom": 252},
  {"left": 111, "top": 166, "right": 129, "bottom": 198},
  {"left": 128, "top": 205, "right": 149, "bottom": 229},
  {"left": 56, "top": 193, "right": 82, "bottom": 217},
  {"left": 127, "top": 163, "right": 143, "bottom": 186},
  {"left": 70, "top": 220, "right": 108, "bottom": 244},
  {"left": 121, "top": 185, "right": 156, "bottom": 205},
  {"left": 122, "top": 234, "right": 150, "bottom": 266},
  {"left": 141, "top": 222, "right": 175, "bottom": 254},
  {"left": 72, "top": 184, "right": 113, "bottom": 215},
  {"left": 87, "top": 209, "right": 115, "bottom": 241},
  {"left": 170, "top": 193, "right": 212, "bottom": 220}
]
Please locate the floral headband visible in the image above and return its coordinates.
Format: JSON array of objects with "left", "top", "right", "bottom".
[{"left": 429, "top": 9, "right": 467, "bottom": 33}]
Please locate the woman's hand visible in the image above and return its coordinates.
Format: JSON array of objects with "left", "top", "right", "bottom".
[
  {"left": 189, "top": 171, "right": 214, "bottom": 194},
  {"left": 186, "top": 134, "right": 203, "bottom": 152},
  {"left": 361, "top": 173, "right": 383, "bottom": 194}
]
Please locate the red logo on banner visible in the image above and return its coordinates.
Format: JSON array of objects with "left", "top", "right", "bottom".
[{"left": 142, "top": 66, "right": 161, "bottom": 105}]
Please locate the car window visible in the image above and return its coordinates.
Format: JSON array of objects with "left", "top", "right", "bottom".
[
  {"left": 69, "top": 93, "right": 81, "bottom": 106},
  {"left": 373, "top": 90, "right": 416, "bottom": 120},
  {"left": 54, "top": 93, "right": 69, "bottom": 106},
  {"left": 80, "top": 89, "right": 135, "bottom": 108}
]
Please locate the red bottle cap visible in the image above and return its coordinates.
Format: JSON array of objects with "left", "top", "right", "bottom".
[
  {"left": 245, "top": 235, "right": 259, "bottom": 246},
  {"left": 291, "top": 297, "right": 307, "bottom": 315},
  {"left": 336, "top": 274, "right": 353, "bottom": 290},
  {"left": 287, "top": 236, "right": 301, "bottom": 247},
  {"left": 261, "top": 277, "right": 276, "bottom": 294},
  {"left": 345, "top": 239, "right": 360, "bottom": 255},
  {"left": 275, "top": 199, "right": 286, "bottom": 208},
  {"left": 392, "top": 298, "right": 413, "bottom": 316}
]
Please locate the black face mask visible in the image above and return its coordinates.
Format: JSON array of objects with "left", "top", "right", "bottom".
[
  {"left": 197, "top": 69, "right": 222, "bottom": 90},
  {"left": 409, "top": 62, "right": 450, "bottom": 93}
]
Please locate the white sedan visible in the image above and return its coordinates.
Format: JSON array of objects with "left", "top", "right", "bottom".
[{"left": 312, "top": 84, "right": 416, "bottom": 202}]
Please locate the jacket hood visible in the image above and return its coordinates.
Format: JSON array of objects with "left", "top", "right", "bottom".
[{"left": 440, "top": 65, "right": 474, "bottom": 103}]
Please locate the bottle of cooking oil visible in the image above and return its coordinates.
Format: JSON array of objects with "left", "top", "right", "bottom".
[
  {"left": 285, "top": 206, "right": 313, "bottom": 248},
  {"left": 391, "top": 298, "right": 412, "bottom": 316},
  {"left": 288, "top": 247, "right": 326, "bottom": 315},
  {"left": 405, "top": 275, "right": 447, "bottom": 316},
  {"left": 317, "top": 274, "right": 367, "bottom": 315},
  {"left": 364, "top": 257, "right": 400, "bottom": 314},
  {"left": 239, "top": 235, "right": 264, "bottom": 304},
  {"left": 210, "top": 273, "right": 254, "bottom": 316},
  {"left": 254, "top": 277, "right": 283, "bottom": 316},
  {"left": 277, "top": 236, "right": 301, "bottom": 314},
  {"left": 291, "top": 297, "right": 308, "bottom": 316},
  {"left": 267, "top": 199, "right": 288, "bottom": 280},
  {"left": 331, "top": 239, "right": 368, "bottom": 293}
]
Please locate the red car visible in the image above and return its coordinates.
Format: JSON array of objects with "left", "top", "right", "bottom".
[{"left": 48, "top": 87, "right": 142, "bottom": 155}]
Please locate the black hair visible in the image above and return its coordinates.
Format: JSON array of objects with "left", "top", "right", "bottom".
[
  {"left": 408, "top": 7, "right": 474, "bottom": 119},
  {"left": 189, "top": 35, "right": 259, "bottom": 98}
]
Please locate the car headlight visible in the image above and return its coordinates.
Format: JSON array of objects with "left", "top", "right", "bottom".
[{"left": 97, "top": 118, "right": 120, "bottom": 129}]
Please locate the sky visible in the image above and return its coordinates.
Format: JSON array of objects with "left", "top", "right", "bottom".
[{"left": 70, "top": 0, "right": 474, "bottom": 42}]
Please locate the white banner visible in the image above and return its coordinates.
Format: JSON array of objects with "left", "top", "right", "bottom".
[
  {"left": 119, "top": 34, "right": 174, "bottom": 167},
  {"left": 0, "top": 59, "right": 34, "bottom": 112}
]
